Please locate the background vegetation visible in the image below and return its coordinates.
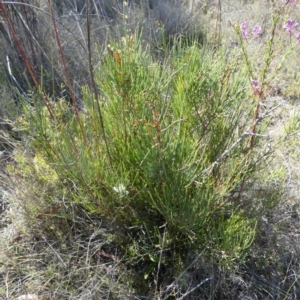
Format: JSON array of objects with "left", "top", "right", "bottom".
[{"left": 1, "top": 0, "right": 300, "bottom": 299}]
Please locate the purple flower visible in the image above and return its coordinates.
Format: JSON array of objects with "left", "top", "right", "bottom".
[
  {"left": 240, "top": 22, "right": 249, "bottom": 40},
  {"left": 297, "top": 33, "right": 300, "bottom": 41},
  {"left": 252, "top": 25, "right": 262, "bottom": 37},
  {"left": 252, "top": 79, "right": 259, "bottom": 87},
  {"left": 240, "top": 22, "right": 263, "bottom": 41},
  {"left": 287, "top": 0, "right": 298, "bottom": 5},
  {"left": 241, "top": 22, "right": 248, "bottom": 30},
  {"left": 252, "top": 79, "right": 259, "bottom": 95},
  {"left": 283, "top": 19, "right": 299, "bottom": 35}
]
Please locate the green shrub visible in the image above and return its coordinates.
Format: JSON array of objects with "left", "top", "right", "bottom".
[{"left": 18, "top": 32, "right": 279, "bottom": 284}]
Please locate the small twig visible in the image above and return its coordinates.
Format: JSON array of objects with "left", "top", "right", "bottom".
[
  {"left": 195, "top": 100, "right": 282, "bottom": 181},
  {"left": 85, "top": 227, "right": 103, "bottom": 265},
  {"left": 164, "top": 247, "right": 207, "bottom": 295},
  {"left": 155, "top": 223, "right": 167, "bottom": 295},
  {"left": 2, "top": 1, "right": 87, "bottom": 50},
  {"left": 6, "top": 55, "right": 30, "bottom": 102},
  {"left": 178, "top": 277, "right": 212, "bottom": 300},
  {"left": 86, "top": 0, "right": 113, "bottom": 167},
  {"left": 42, "top": 236, "right": 67, "bottom": 268},
  {"left": 0, "top": 2, "right": 38, "bottom": 88},
  {"left": 215, "top": 0, "right": 222, "bottom": 43},
  {"left": 47, "top": 0, "right": 90, "bottom": 149},
  {"left": 0, "top": 2, "right": 55, "bottom": 116},
  {"left": 123, "top": 295, "right": 149, "bottom": 300},
  {"left": 165, "top": 64, "right": 187, "bottom": 85},
  {"left": 161, "top": 118, "right": 187, "bottom": 132},
  {"left": 5, "top": 271, "right": 9, "bottom": 299}
]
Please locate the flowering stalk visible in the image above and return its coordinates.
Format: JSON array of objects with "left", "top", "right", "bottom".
[{"left": 283, "top": 18, "right": 300, "bottom": 44}]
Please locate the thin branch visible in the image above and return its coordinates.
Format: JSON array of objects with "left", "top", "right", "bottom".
[
  {"left": 0, "top": 1, "right": 55, "bottom": 116},
  {"left": 178, "top": 277, "right": 211, "bottom": 300},
  {"left": 195, "top": 101, "right": 282, "bottom": 181},
  {"left": 42, "top": 236, "right": 67, "bottom": 268},
  {"left": 164, "top": 247, "right": 207, "bottom": 295},
  {"left": 155, "top": 223, "right": 167, "bottom": 296},
  {"left": 47, "top": 0, "right": 87, "bottom": 144},
  {"left": 86, "top": 0, "right": 112, "bottom": 167}
]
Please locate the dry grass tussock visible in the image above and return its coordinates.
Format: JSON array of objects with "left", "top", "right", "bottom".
[{"left": 1, "top": 0, "right": 300, "bottom": 299}]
